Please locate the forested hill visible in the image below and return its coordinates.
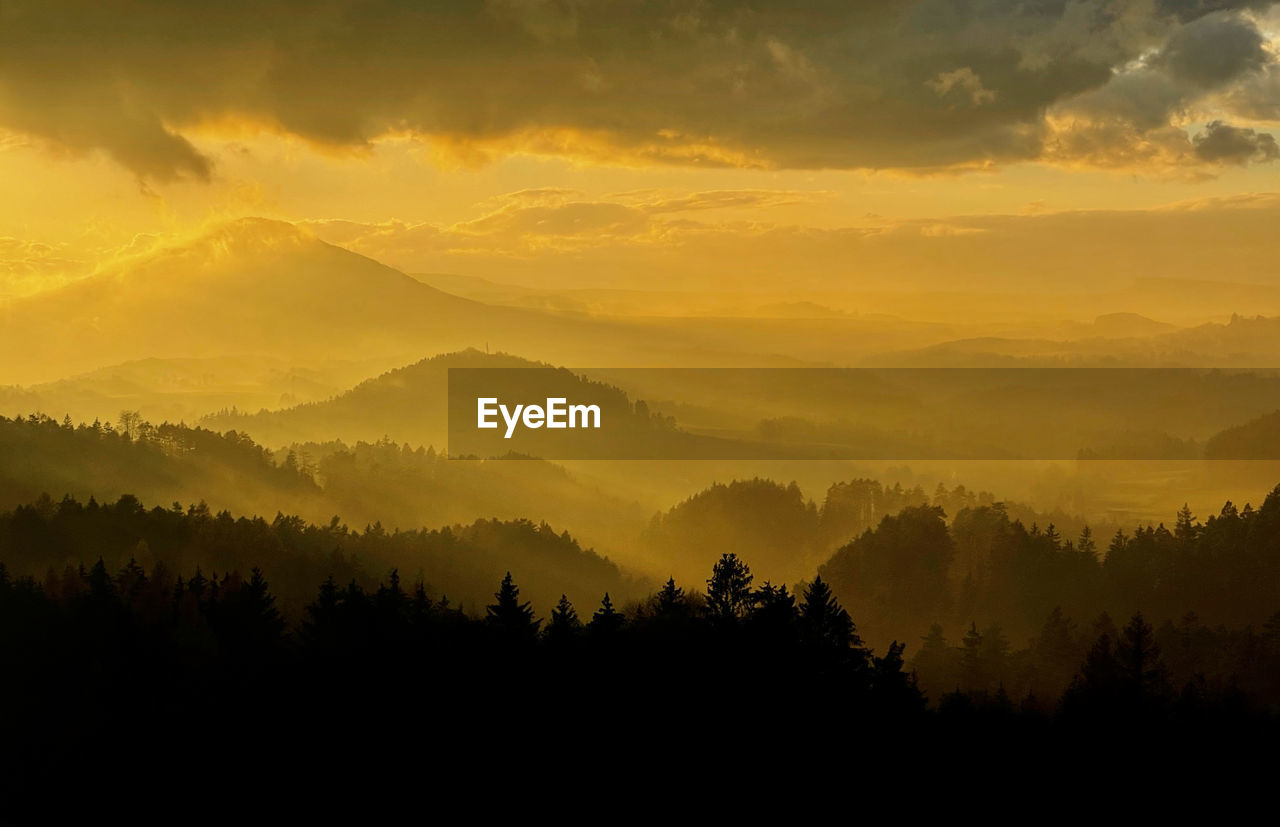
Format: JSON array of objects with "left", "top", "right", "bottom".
[
  {"left": 200, "top": 349, "right": 539, "bottom": 448},
  {"left": 821, "top": 491, "right": 1280, "bottom": 649},
  {"left": 0, "top": 412, "right": 319, "bottom": 518},
  {"left": 0, "top": 412, "right": 651, "bottom": 561},
  {"left": 0, "top": 493, "right": 635, "bottom": 618}
]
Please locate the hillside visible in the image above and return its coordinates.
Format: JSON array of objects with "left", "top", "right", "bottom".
[
  {"left": 0, "top": 493, "right": 637, "bottom": 621},
  {"left": 202, "top": 349, "right": 539, "bottom": 448},
  {"left": 0, "top": 219, "right": 744, "bottom": 385},
  {"left": 0, "top": 413, "right": 651, "bottom": 577},
  {"left": 1204, "top": 410, "right": 1280, "bottom": 459}
]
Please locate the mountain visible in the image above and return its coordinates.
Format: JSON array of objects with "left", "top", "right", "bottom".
[
  {"left": 874, "top": 314, "right": 1280, "bottom": 367},
  {"left": 0, "top": 219, "right": 744, "bottom": 385},
  {"left": 1089, "top": 313, "right": 1176, "bottom": 338},
  {"left": 202, "top": 349, "right": 545, "bottom": 448}
]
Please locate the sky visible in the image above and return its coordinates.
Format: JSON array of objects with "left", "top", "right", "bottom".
[{"left": 1, "top": 0, "right": 1277, "bottom": 296}]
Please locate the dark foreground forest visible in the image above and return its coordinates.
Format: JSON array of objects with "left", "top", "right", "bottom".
[
  {"left": 3, "top": 421, "right": 1280, "bottom": 811},
  {"left": 1, "top": 495, "right": 1278, "bottom": 813}
]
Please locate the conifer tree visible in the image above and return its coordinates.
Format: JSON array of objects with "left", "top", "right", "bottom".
[
  {"left": 589, "top": 593, "right": 624, "bottom": 635},
  {"left": 486, "top": 572, "right": 539, "bottom": 640},
  {"left": 705, "top": 553, "right": 754, "bottom": 622},
  {"left": 1116, "top": 612, "right": 1169, "bottom": 700},
  {"left": 1175, "top": 504, "right": 1198, "bottom": 545},
  {"left": 242, "top": 568, "right": 285, "bottom": 641},
  {"left": 86, "top": 558, "right": 115, "bottom": 602},
  {"left": 1077, "top": 525, "right": 1096, "bottom": 556},
  {"left": 655, "top": 577, "right": 686, "bottom": 619},
  {"left": 546, "top": 594, "right": 582, "bottom": 643},
  {"left": 798, "top": 576, "right": 858, "bottom": 651}
]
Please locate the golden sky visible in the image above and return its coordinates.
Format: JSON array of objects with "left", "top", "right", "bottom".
[{"left": 2, "top": 0, "right": 1278, "bottom": 296}]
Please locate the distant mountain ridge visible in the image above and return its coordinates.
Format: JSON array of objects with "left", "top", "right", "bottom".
[
  {"left": 0, "top": 219, "right": 738, "bottom": 385},
  {"left": 875, "top": 315, "right": 1280, "bottom": 367}
]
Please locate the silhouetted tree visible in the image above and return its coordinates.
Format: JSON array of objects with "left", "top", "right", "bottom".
[
  {"left": 798, "top": 576, "right": 859, "bottom": 651},
  {"left": 589, "top": 593, "right": 625, "bottom": 636},
  {"left": 486, "top": 572, "right": 539, "bottom": 641},
  {"left": 546, "top": 594, "right": 582, "bottom": 643},
  {"left": 705, "top": 553, "right": 754, "bottom": 623},
  {"left": 1116, "top": 612, "right": 1170, "bottom": 702},
  {"left": 655, "top": 577, "right": 688, "bottom": 620},
  {"left": 751, "top": 582, "right": 798, "bottom": 642}
]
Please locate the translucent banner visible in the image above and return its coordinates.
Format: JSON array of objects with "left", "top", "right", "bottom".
[{"left": 447, "top": 367, "right": 1280, "bottom": 460}]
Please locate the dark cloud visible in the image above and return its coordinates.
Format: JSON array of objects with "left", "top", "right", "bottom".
[
  {"left": 1192, "top": 120, "right": 1280, "bottom": 163},
  {"left": 0, "top": 0, "right": 1276, "bottom": 177},
  {"left": 1222, "top": 64, "right": 1280, "bottom": 119},
  {"left": 1157, "top": 13, "right": 1269, "bottom": 88},
  {"left": 1155, "top": 0, "right": 1275, "bottom": 22}
]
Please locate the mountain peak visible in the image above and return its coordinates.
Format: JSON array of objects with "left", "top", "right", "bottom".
[
  {"left": 96, "top": 217, "right": 321, "bottom": 281},
  {"left": 197, "top": 216, "right": 314, "bottom": 249}
]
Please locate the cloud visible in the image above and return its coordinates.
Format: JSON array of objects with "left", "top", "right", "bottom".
[
  {"left": 2, "top": 1, "right": 1278, "bottom": 178},
  {"left": 1157, "top": 13, "right": 1270, "bottom": 88},
  {"left": 1220, "top": 63, "right": 1280, "bottom": 119},
  {"left": 0, "top": 237, "right": 81, "bottom": 275},
  {"left": 1192, "top": 120, "right": 1280, "bottom": 162},
  {"left": 450, "top": 201, "right": 649, "bottom": 242},
  {"left": 927, "top": 68, "right": 998, "bottom": 106},
  {"left": 298, "top": 191, "right": 1280, "bottom": 294},
  {"left": 0, "top": 236, "right": 89, "bottom": 296},
  {"left": 632, "top": 189, "right": 833, "bottom": 214},
  {"left": 1040, "top": 10, "right": 1278, "bottom": 170},
  {"left": 299, "top": 187, "right": 828, "bottom": 261}
]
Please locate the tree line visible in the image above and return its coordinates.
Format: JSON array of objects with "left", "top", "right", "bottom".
[{"left": 1, "top": 517, "right": 1273, "bottom": 811}]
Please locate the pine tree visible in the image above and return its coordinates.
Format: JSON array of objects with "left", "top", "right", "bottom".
[
  {"left": 1175, "top": 503, "right": 1198, "bottom": 545},
  {"left": 116, "top": 557, "right": 148, "bottom": 603},
  {"left": 1033, "top": 606, "right": 1081, "bottom": 695},
  {"left": 705, "top": 553, "right": 754, "bottom": 622},
  {"left": 870, "top": 641, "right": 924, "bottom": 711},
  {"left": 241, "top": 567, "right": 284, "bottom": 641},
  {"left": 655, "top": 577, "right": 687, "bottom": 619},
  {"left": 752, "top": 582, "right": 798, "bottom": 640},
  {"left": 486, "top": 572, "right": 540, "bottom": 640},
  {"left": 589, "top": 593, "right": 625, "bottom": 635},
  {"left": 798, "top": 576, "right": 859, "bottom": 651},
  {"left": 410, "top": 581, "right": 434, "bottom": 625},
  {"left": 375, "top": 568, "right": 408, "bottom": 619},
  {"left": 86, "top": 558, "right": 115, "bottom": 602},
  {"left": 1116, "top": 611, "right": 1169, "bottom": 700},
  {"left": 546, "top": 594, "right": 582, "bottom": 643},
  {"left": 303, "top": 575, "right": 341, "bottom": 639},
  {"left": 1063, "top": 630, "right": 1120, "bottom": 713},
  {"left": 1077, "top": 525, "right": 1096, "bottom": 556}
]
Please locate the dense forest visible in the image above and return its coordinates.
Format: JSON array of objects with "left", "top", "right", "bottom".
[
  {"left": 3, "top": 411, "right": 1280, "bottom": 809},
  {"left": 0, "top": 543, "right": 1272, "bottom": 812},
  {"left": 0, "top": 492, "right": 635, "bottom": 619},
  {"left": 822, "top": 493, "right": 1280, "bottom": 647},
  {"left": 1, "top": 411, "right": 1101, "bottom": 588},
  {"left": 0, "top": 412, "right": 651, "bottom": 557}
]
